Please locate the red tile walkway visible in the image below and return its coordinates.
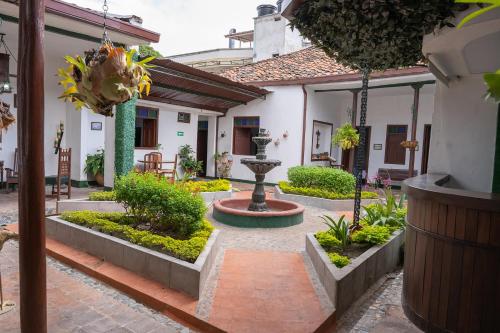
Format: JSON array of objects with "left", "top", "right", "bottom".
[{"left": 208, "top": 249, "right": 329, "bottom": 333}]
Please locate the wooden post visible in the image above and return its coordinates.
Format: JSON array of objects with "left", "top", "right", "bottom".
[
  {"left": 408, "top": 84, "right": 422, "bottom": 179},
  {"left": 17, "top": 0, "right": 47, "bottom": 332},
  {"left": 348, "top": 89, "right": 359, "bottom": 172}
]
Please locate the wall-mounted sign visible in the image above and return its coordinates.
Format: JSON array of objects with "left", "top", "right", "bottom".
[
  {"left": 177, "top": 112, "right": 191, "bottom": 123},
  {"left": 373, "top": 144, "right": 383, "bottom": 150},
  {"left": 177, "top": 131, "right": 184, "bottom": 137},
  {"left": 91, "top": 122, "right": 102, "bottom": 131}
]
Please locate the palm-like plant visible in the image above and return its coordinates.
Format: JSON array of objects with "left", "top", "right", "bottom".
[
  {"left": 362, "top": 190, "right": 407, "bottom": 229},
  {"left": 320, "top": 215, "right": 350, "bottom": 250},
  {"left": 58, "top": 43, "right": 155, "bottom": 117}
]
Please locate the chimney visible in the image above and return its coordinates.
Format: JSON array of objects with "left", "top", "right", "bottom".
[
  {"left": 228, "top": 28, "right": 236, "bottom": 48},
  {"left": 257, "top": 4, "right": 277, "bottom": 17},
  {"left": 276, "top": 0, "right": 283, "bottom": 13}
]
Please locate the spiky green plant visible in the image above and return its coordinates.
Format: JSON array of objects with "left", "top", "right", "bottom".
[
  {"left": 320, "top": 215, "right": 350, "bottom": 250},
  {"left": 58, "top": 43, "right": 155, "bottom": 116}
]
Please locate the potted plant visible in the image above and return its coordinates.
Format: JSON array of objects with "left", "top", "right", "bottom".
[
  {"left": 178, "top": 145, "right": 203, "bottom": 179},
  {"left": 84, "top": 149, "right": 105, "bottom": 186},
  {"left": 58, "top": 43, "right": 155, "bottom": 117},
  {"left": 332, "top": 123, "right": 360, "bottom": 150},
  {"left": 214, "top": 152, "right": 233, "bottom": 178}
]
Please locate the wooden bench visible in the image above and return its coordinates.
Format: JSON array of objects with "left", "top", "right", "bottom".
[{"left": 378, "top": 168, "right": 418, "bottom": 182}]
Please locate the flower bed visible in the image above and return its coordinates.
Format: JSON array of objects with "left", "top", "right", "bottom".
[
  {"left": 46, "top": 213, "right": 220, "bottom": 298},
  {"left": 306, "top": 191, "right": 407, "bottom": 316}
]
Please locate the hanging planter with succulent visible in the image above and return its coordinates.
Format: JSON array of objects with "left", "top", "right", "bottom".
[
  {"left": 0, "top": 100, "right": 14, "bottom": 130},
  {"left": 57, "top": 0, "right": 155, "bottom": 117},
  {"left": 332, "top": 123, "right": 360, "bottom": 150}
]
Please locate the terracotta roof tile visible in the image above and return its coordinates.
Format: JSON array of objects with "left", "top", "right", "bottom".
[{"left": 219, "top": 47, "right": 357, "bottom": 83}]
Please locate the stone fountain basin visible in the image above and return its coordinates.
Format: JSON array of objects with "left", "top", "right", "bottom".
[{"left": 212, "top": 198, "right": 304, "bottom": 228}]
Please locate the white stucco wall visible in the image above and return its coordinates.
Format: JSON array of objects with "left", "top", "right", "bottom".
[
  {"left": 217, "top": 86, "right": 304, "bottom": 183},
  {"left": 0, "top": 20, "right": 106, "bottom": 183},
  {"left": 428, "top": 76, "right": 498, "bottom": 192},
  {"left": 333, "top": 87, "right": 436, "bottom": 180}
]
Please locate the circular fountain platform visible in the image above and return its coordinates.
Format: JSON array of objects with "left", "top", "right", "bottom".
[{"left": 213, "top": 198, "right": 304, "bottom": 228}]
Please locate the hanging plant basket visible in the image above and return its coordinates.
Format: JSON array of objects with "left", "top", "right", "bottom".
[
  {"left": 333, "top": 123, "right": 360, "bottom": 150},
  {"left": 0, "top": 100, "right": 14, "bottom": 130},
  {"left": 58, "top": 42, "right": 155, "bottom": 117},
  {"left": 401, "top": 140, "right": 418, "bottom": 149}
]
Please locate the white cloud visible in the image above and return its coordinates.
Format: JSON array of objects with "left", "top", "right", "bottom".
[{"left": 69, "top": 0, "right": 267, "bottom": 56}]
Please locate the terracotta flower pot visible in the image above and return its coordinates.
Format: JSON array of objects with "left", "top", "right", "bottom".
[{"left": 95, "top": 173, "right": 104, "bottom": 187}]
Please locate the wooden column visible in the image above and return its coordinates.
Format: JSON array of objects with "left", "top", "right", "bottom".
[
  {"left": 348, "top": 89, "right": 359, "bottom": 172},
  {"left": 17, "top": 0, "right": 47, "bottom": 332},
  {"left": 408, "top": 84, "right": 422, "bottom": 179}
]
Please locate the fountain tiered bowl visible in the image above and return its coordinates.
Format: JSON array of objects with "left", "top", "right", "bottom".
[{"left": 212, "top": 129, "right": 304, "bottom": 228}]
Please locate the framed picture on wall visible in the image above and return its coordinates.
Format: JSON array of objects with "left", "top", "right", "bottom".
[
  {"left": 177, "top": 112, "right": 191, "bottom": 123},
  {"left": 91, "top": 122, "right": 102, "bottom": 131}
]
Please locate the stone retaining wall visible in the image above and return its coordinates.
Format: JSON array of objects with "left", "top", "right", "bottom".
[
  {"left": 46, "top": 216, "right": 220, "bottom": 299},
  {"left": 306, "top": 230, "right": 404, "bottom": 317},
  {"left": 274, "top": 186, "right": 378, "bottom": 211}
]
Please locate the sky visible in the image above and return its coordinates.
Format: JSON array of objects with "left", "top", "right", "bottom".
[{"left": 70, "top": 0, "right": 267, "bottom": 56}]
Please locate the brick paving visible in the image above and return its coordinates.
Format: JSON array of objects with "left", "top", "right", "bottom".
[{"left": 209, "top": 249, "right": 327, "bottom": 333}]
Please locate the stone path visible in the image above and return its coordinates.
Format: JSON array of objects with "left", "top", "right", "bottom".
[{"left": 0, "top": 241, "right": 190, "bottom": 333}]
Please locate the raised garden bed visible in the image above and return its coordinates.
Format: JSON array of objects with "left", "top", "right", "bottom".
[
  {"left": 306, "top": 230, "right": 404, "bottom": 317},
  {"left": 46, "top": 215, "right": 220, "bottom": 298},
  {"left": 274, "top": 185, "right": 378, "bottom": 211}
]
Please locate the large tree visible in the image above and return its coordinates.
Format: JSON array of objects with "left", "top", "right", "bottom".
[{"left": 290, "top": 0, "right": 460, "bottom": 226}]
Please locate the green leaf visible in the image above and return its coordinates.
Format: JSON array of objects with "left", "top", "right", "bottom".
[{"left": 484, "top": 70, "right": 500, "bottom": 102}]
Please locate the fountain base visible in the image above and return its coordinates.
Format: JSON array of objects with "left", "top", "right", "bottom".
[{"left": 213, "top": 198, "right": 304, "bottom": 228}]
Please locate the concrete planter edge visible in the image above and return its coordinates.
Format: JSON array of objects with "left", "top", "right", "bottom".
[
  {"left": 305, "top": 229, "right": 405, "bottom": 317},
  {"left": 45, "top": 215, "right": 220, "bottom": 299}
]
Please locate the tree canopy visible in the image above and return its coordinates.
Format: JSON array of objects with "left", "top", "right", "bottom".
[
  {"left": 290, "top": 0, "right": 459, "bottom": 71},
  {"left": 139, "top": 45, "right": 163, "bottom": 58}
]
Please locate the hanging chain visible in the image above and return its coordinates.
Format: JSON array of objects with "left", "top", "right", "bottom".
[{"left": 101, "top": 0, "right": 110, "bottom": 44}]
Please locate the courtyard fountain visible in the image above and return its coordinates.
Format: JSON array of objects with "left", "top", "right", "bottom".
[{"left": 213, "top": 129, "right": 304, "bottom": 228}]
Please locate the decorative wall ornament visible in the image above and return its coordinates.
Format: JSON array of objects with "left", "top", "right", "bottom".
[
  {"left": 315, "top": 129, "right": 321, "bottom": 149},
  {"left": 220, "top": 130, "right": 226, "bottom": 138},
  {"left": 282, "top": 130, "right": 289, "bottom": 139},
  {"left": 274, "top": 138, "right": 281, "bottom": 146},
  {"left": 0, "top": 100, "right": 14, "bottom": 130}
]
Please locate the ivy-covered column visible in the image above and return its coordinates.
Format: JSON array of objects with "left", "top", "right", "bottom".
[{"left": 114, "top": 95, "right": 137, "bottom": 177}]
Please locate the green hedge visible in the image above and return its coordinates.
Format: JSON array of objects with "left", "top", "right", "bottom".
[
  {"left": 327, "top": 252, "right": 350, "bottom": 268},
  {"left": 351, "top": 224, "right": 391, "bottom": 245},
  {"left": 287, "top": 166, "right": 356, "bottom": 194},
  {"left": 179, "top": 179, "right": 230, "bottom": 193},
  {"left": 114, "top": 172, "right": 206, "bottom": 236},
  {"left": 60, "top": 211, "right": 213, "bottom": 263},
  {"left": 279, "top": 181, "right": 378, "bottom": 200},
  {"left": 89, "top": 191, "right": 116, "bottom": 201}
]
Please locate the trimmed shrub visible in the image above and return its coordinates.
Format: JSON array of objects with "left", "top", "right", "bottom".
[
  {"left": 279, "top": 181, "right": 378, "bottom": 200},
  {"left": 287, "top": 166, "right": 356, "bottom": 194},
  {"left": 315, "top": 231, "right": 341, "bottom": 251},
  {"left": 60, "top": 210, "right": 213, "bottom": 263},
  {"left": 179, "top": 179, "right": 230, "bottom": 193},
  {"left": 114, "top": 172, "right": 206, "bottom": 236},
  {"left": 89, "top": 191, "right": 116, "bottom": 201},
  {"left": 351, "top": 225, "right": 391, "bottom": 245},
  {"left": 327, "top": 252, "right": 350, "bottom": 268}
]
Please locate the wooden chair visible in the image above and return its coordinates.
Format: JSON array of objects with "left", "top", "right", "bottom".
[
  {"left": 5, "top": 148, "right": 18, "bottom": 193},
  {"left": 143, "top": 152, "right": 163, "bottom": 174},
  {"left": 52, "top": 148, "right": 72, "bottom": 201},
  {"left": 157, "top": 154, "right": 177, "bottom": 183}
]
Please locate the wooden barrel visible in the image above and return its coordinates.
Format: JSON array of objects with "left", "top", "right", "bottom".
[{"left": 402, "top": 174, "right": 500, "bottom": 333}]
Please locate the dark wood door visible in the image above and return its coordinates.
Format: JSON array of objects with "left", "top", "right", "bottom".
[
  {"left": 421, "top": 124, "right": 431, "bottom": 174},
  {"left": 197, "top": 129, "right": 208, "bottom": 176},
  {"left": 385, "top": 125, "right": 408, "bottom": 165}
]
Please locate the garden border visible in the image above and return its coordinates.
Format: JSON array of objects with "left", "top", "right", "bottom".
[
  {"left": 274, "top": 185, "right": 378, "bottom": 211},
  {"left": 45, "top": 216, "right": 220, "bottom": 299},
  {"left": 306, "top": 230, "right": 404, "bottom": 317},
  {"left": 57, "top": 189, "right": 232, "bottom": 213}
]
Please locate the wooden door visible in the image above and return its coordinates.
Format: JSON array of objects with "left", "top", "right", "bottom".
[
  {"left": 197, "top": 129, "right": 208, "bottom": 176},
  {"left": 385, "top": 125, "right": 408, "bottom": 165},
  {"left": 421, "top": 124, "right": 431, "bottom": 174}
]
